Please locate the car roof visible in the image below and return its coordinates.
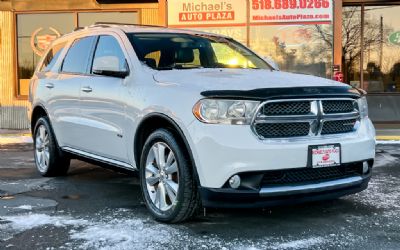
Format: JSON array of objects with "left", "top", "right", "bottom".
[{"left": 71, "top": 23, "right": 229, "bottom": 38}]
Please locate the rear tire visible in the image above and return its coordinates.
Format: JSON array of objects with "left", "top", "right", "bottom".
[
  {"left": 33, "top": 116, "right": 70, "bottom": 177},
  {"left": 139, "top": 128, "right": 200, "bottom": 223}
]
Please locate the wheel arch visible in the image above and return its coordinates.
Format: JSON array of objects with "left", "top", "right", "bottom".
[
  {"left": 134, "top": 113, "right": 200, "bottom": 184},
  {"left": 30, "top": 104, "right": 49, "bottom": 135}
]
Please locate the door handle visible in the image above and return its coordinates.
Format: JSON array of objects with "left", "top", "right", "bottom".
[
  {"left": 45, "top": 83, "right": 54, "bottom": 89},
  {"left": 81, "top": 86, "right": 92, "bottom": 93}
]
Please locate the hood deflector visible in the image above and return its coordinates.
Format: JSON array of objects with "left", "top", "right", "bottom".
[{"left": 201, "top": 86, "right": 364, "bottom": 100}]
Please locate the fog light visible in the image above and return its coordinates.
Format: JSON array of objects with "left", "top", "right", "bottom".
[
  {"left": 362, "top": 161, "right": 369, "bottom": 174},
  {"left": 229, "top": 175, "right": 241, "bottom": 189}
]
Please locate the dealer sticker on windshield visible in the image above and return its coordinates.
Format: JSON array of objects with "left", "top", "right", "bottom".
[{"left": 310, "top": 144, "right": 341, "bottom": 168}]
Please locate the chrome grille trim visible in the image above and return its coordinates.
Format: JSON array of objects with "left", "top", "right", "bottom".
[{"left": 251, "top": 98, "right": 360, "bottom": 139}]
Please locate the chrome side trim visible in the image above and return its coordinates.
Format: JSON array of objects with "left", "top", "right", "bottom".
[
  {"left": 259, "top": 176, "right": 363, "bottom": 197},
  {"left": 62, "top": 146, "right": 137, "bottom": 171}
]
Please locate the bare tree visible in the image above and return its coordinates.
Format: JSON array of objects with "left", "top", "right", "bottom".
[{"left": 312, "top": 7, "right": 386, "bottom": 83}]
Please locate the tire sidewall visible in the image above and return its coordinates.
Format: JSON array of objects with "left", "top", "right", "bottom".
[{"left": 140, "top": 129, "right": 189, "bottom": 221}]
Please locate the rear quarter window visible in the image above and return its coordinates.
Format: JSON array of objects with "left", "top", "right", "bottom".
[{"left": 40, "top": 42, "right": 67, "bottom": 72}]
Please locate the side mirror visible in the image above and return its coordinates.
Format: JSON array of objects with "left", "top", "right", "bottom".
[
  {"left": 92, "top": 56, "right": 129, "bottom": 78},
  {"left": 263, "top": 56, "right": 280, "bottom": 70}
]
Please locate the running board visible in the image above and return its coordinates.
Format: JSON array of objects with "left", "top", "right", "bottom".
[{"left": 62, "top": 146, "right": 137, "bottom": 171}]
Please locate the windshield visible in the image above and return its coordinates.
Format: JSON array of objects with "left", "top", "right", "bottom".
[{"left": 127, "top": 32, "right": 272, "bottom": 70}]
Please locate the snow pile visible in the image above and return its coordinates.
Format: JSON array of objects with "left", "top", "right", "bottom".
[
  {"left": 14, "top": 205, "right": 33, "bottom": 210},
  {"left": 0, "top": 213, "right": 88, "bottom": 232},
  {"left": 271, "top": 237, "right": 325, "bottom": 250},
  {"left": 70, "top": 217, "right": 177, "bottom": 249}
]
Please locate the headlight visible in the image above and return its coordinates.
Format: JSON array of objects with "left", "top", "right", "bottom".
[
  {"left": 357, "top": 96, "right": 369, "bottom": 118},
  {"left": 193, "top": 99, "right": 260, "bottom": 125}
]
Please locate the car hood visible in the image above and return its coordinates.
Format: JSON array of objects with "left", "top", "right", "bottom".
[{"left": 152, "top": 68, "right": 345, "bottom": 91}]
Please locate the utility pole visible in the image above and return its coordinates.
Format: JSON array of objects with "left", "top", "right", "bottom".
[{"left": 379, "top": 15, "right": 383, "bottom": 69}]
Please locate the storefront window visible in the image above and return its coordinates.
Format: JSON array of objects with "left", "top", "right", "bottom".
[
  {"left": 16, "top": 13, "right": 75, "bottom": 96},
  {"left": 343, "top": 5, "right": 400, "bottom": 93},
  {"left": 78, "top": 12, "right": 139, "bottom": 27},
  {"left": 16, "top": 11, "right": 139, "bottom": 97},
  {"left": 342, "top": 7, "right": 362, "bottom": 87},
  {"left": 250, "top": 24, "right": 333, "bottom": 78},
  {"left": 363, "top": 6, "right": 400, "bottom": 93}
]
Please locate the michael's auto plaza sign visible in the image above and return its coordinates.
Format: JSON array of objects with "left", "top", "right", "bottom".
[{"left": 167, "top": 0, "right": 333, "bottom": 27}]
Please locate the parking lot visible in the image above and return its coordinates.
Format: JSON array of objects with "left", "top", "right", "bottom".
[{"left": 1, "top": 141, "right": 400, "bottom": 250}]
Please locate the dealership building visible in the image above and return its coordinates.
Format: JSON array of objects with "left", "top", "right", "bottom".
[{"left": 0, "top": 0, "right": 399, "bottom": 129}]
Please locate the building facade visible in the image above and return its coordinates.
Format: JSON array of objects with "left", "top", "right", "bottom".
[{"left": 0, "top": 0, "right": 399, "bottom": 129}]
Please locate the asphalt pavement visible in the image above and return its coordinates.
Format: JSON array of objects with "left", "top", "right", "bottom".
[{"left": 0, "top": 141, "right": 399, "bottom": 250}]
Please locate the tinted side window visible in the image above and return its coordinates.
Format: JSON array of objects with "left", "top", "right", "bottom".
[
  {"left": 92, "top": 35, "right": 127, "bottom": 72},
  {"left": 40, "top": 42, "right": 67, "bottom": 72},
  {"left": 62, "top": 36, "right": 96, "bottom": 74}
]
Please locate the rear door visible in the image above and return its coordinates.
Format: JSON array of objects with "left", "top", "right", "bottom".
[
  {"left": 78, "top": 34, "right": 129, "bottom": 162},
  {"left": 47, "top": 35, "right": 96, "bottom": 148}
]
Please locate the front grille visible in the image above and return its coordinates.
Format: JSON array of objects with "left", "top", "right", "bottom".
[
  {"left": 322, "top": 100, "right": 355, "bottom": 114},
  {"left": 254, "top": 123, "right": 310, "bottom": 138},
  {"left": 252, "top": 98, "right": 360, "bottom": 139},
  {"left": 321, "top": 119, "right": 357, "bottom": 135},
  {"left": 261, "top": 101, "right": 310, "bottom": 116},
  {"left": 261, "top": 163, "right": 363, "bottom": 187}
]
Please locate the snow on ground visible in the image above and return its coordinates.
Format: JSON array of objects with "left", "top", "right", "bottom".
[
  {"left": 376, "top": 140, "right": 400, "bottom": 145},
  {"left": 374, "top": 152, "right": 398, "bottom": 168},
  {"left": 0, "top": 210, "right": 355, "bottom": 250},
  {"left": 0, "top": 209, "right": 368, "bottom": 250}
]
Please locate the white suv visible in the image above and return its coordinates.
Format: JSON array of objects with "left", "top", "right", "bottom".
[{"left": 28, "top": 23, "right": 376, "bottom": 223}]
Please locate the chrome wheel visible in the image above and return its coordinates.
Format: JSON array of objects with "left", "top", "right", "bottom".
[
  {"left": 145, "top": 142, "right": 179, "bottom": 211},
  {"left": 35, "top": 125, "right": 50, "bottom": 173}
]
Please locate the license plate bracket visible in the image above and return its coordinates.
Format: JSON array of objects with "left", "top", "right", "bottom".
[{"left": 308, "top": 144, "right": 341, "bottom": 168}]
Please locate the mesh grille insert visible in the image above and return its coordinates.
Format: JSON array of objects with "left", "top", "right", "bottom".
[
  {"left": 262, "top": 101, "right": 311, "bottom": 116},
  {"left": 322, "top": 100, "right": 355, "bottom": 114},
  {"left": 254, "top": 123, "right": 310, "bottom": 138},
  {"left": 321, "top": 119, "right": 356, "bottom": 135}
]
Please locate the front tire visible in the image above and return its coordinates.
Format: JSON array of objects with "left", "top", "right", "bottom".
[
  {"left": 33, "top": 117, "right": 70, "bottom": 177},
  {"left": 140, "top": 129, "right": 200, "bottom": 223}
]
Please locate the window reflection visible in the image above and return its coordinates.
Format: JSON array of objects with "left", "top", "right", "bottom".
[
  {"left": 363, "top": 6, "right": 400, "bottom": 93},
  {"left": 250, "top": 24, "right": 333, "bottom": 78},
  {"left": 16, "top": 13, "right": 75, "bottom": 96}
]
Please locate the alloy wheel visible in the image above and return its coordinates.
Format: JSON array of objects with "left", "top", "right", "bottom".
[
  {"left": 35, "top": 125, "right": 50, "bottom": 173},
  {"left": 145, "top": 142, "right": 179, "bottom": 211}
]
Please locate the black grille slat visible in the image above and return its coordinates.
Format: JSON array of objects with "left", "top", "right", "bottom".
[
  {"left": 322, "top": 100, "right": 355, "bottom": 114},
  {"left": 262, "top": 101, "right": 311, "bottom": 116},
  {"left": 321, "top": 119, "right": 356, "bottom": 135},
  {"left": 255, "top": 123, "right": 310, "bottom": 138},
  {"left": 261, "top": 163, "right": 363, "bottom": 186}
]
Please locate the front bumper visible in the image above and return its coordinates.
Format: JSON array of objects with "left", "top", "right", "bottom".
[
  {"left": 187, "top": 118, "right": 375, "bottom": 188},
  {"left": 199, "top": 170, "right": 371, "bottom": 208}
]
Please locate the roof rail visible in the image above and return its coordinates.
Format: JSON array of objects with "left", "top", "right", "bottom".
[{"left": 92, "top": 22, "right": 165, "bottom": 28}]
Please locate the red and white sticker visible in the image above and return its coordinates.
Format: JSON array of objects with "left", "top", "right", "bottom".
[
  {"left": 311, "top": 145, "right": 340, "bottom": 167},
  {"left": 250, "top": 0, "right": 333, "bottom": 24}
]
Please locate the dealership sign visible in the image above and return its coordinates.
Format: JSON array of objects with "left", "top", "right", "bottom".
[
  {"left": 167, "top": 0, "right": 246, "bottom": 27},
  {"left": 250, "top": 0, "right": 333, "bottom": 24},
  {"left": 389, "top": 31, "right": 400, "bottom": 46}
]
